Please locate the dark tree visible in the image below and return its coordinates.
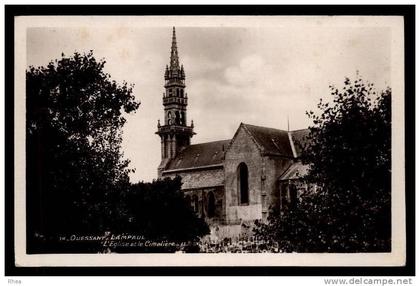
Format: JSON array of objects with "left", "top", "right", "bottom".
[
  {"left": 26, "top": 51, "right": 140, "bottom": 252},
  {"left": 113, "top": 177, "right": 210, "bottom": 252},
  {"left": 254, "top": 76, "right": 391, "bottom": 252}
]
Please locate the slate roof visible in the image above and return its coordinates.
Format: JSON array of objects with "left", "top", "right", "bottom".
[
  {"left": 175, "top": 169, "right": 225, "bottom": 189},
  {"left": 166, "top": 139, "right": 231, "bottom": 170},
  {"left": 279, "top": 161, "right": 310, "bottom": 180},
  {"left": 164, "top": 124, "right": 310, "bottom": 172},
  {"left": 289, "top": 129, "right": 310, "bottom": 157},
  {"left": 242, "top": 123, "right": 294, "bottom": 157}
]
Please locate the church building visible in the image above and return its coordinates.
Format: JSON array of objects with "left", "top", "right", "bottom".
[{"left": 156, "top": 28, "right": 310, "bottom": 238}]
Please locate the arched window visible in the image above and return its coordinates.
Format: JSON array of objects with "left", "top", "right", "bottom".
[
  {"left": 207, "top": 192, "right": 215, "bottom": 218},
  {"left": 175, "top": 111, "right": 180, "bottom": 125},
  {"left": 180, "top": 111, "right": 185, "bottom": 125},
  {"left": 167, "top": 111, "right": 172, "bottom": 125},
  {"left": 237, "top": 163, "right": 249, "bottom": 204}
]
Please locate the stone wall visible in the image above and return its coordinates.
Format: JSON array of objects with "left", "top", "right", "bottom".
[
  {"left": 159, "top": 125, "right": 298, "bottom": 239},
  {"left": 224, "top": 127, "right": 264, "bottom": 224},
  {"left": 183, "top": 186, "right": 225, "bottom": 225},
  {"left": 224, "top": 126, "right": 295, "bottom": 225},
  {"left": 163, "top": 168, "right": 226, "bottom": 224},
  {"left": 261, "top": 156, "right": 292, "bottom": 220},
  {"left": 278, "top": 179, "right": 315, "bottom": 212}
]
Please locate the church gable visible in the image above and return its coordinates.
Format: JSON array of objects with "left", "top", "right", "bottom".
[
  {"left": 242, "top": 123, "right": 295, "bottom": 157},
  {"left": 226, "top": 123, "right": 309, "bottom": 159},
  {"left": 226, "top": 123, "right": 262, "bottom": 159},
  {"left": 224, "top": 124, "right": 264, "bottom": 219}
]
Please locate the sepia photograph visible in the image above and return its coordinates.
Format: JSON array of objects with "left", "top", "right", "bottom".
[{"left": 6, "top": 6, "right": 414, "bottom": 274}]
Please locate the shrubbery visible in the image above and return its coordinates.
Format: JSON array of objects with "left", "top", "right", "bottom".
[{"left": 254, "top": 76, "right": 391, "bottom": 252}]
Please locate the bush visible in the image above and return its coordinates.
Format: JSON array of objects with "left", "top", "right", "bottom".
[{"left": 254, "top": 76, "right": 391, "bottom": 252}]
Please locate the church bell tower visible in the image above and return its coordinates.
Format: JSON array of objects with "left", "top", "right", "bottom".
[{"left": 156, "top": 27, "right": 195, "bottom": 175}]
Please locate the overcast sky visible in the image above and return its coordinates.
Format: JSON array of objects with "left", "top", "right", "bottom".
[{"left": 26, "top": 19, "right": 392, "bottom": 182}]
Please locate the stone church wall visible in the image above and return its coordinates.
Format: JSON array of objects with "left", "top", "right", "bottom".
[
  {"left": 224, "top": 127, "right": 264, "bottom": 225},
  {"left": 162, "top": 168, "right": 226, "bottom": 225},
  {"left": 183, "top": 186, "right": 225, "bottom": 225},
  {"left": 261, "top": 156, "right": 292, "bottom": 220}
]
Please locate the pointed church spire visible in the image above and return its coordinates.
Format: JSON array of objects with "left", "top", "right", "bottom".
[
  {"left": 157, "top": 26, "right": 194, "bottom": 170},
  {"left": 170, "top": 26, "right": 180, "bottom": 70}
]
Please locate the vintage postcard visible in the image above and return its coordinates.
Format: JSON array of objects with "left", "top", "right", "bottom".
[{"left": 11, "top": 13, "right": 408, "bottom": 269}]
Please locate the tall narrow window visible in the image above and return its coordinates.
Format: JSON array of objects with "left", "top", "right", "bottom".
[
  {"left": 192, "top": 195, "right": 199, "bottom": 213},
  {"left": 237, "top": 163, "right": 249, "bottom": 204},
  {"left": 207, "top": 192, "right": 215, "bottom": 218},
  {"left": 181, "top": 111, "right": 185, "bottom": 125},
  {"left": 289, "top": 184, "right": 297, "bottom": 209},
  {"left": 175, "top": 111, "right": 180, "bottom": 125}
]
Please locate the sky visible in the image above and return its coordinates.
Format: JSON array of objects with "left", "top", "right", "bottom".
[{"left": 26, "top": 18, "right": 392, "bottom": 182}]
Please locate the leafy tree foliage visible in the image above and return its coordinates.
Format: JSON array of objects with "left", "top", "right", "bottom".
[
  {"left": 112, "top": 177, "right": 210, "bottom": 252},
  {"left": 26, "top": 51, "right": 140, "bottom": 252},
  {"left": 27, "top": 51, "right": 209, "bottom": 253},
  {"left": 254, "top": 76, "right": 391, "bottom": 252}
]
